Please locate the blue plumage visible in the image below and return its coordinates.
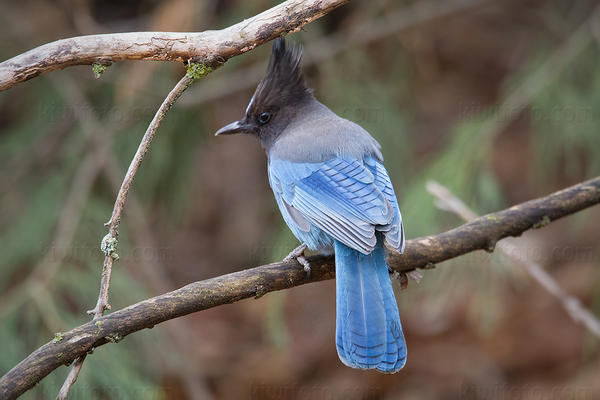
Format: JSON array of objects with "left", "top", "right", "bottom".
[
  {"left": 269, "top": 156, "right": 407, "bottom": 373},
  {"left": 215, "top": 38, "right": 407, "bottom": 373},
  {"left": 335, "top": 240, "right": 406, "bottom": 372}
]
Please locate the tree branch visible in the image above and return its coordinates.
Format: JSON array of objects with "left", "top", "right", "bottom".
[
  {"left": 426, "top": 180, "right": 600, "bottom": 338},
  {"left": 1, "top": 176, "right": 599, "bottom": 399},
  {"left": 386, "top": 177, "right": 600, "bottom": 269},
  {"left": 0, "top": 0, "right": 350, "bottom": 91},
  {"left": 7, "top": 3, "right": 353, "bottom": 397},
  {"left": 0, "top": 1, "right": 352, "bottom": 397},
  {"left": 55, "top": 72, "right": 199, "bottom": 400}
]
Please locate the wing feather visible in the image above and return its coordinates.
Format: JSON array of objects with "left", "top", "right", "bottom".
[
  {"left": 269, "top": 157, "right": 397, "bottom": 254},
  {"left": 365, "top": 157, "right": 405, "bottom": 253}
]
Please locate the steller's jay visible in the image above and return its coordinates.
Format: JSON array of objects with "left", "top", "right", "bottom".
[{"left": 215, "top": 38, "right": 407, "bottom": 373}]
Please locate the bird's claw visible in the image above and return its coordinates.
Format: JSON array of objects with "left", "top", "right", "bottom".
[
  {"left": 390, "top": 269, "right": 423, "bottom": 290},
  {"left": 284, "top": 243, "right": 311, "bottom": 279},
  {"left": 283, "top": 243, "right": 306, "bottom": 261}
]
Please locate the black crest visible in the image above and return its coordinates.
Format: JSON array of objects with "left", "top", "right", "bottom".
[{"left": 249, "top": 37, "right": 312, "bottom": 112}]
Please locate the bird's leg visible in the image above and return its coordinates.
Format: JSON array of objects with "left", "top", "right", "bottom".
[
  {"left": 283, "top": 243, "right": 311, "bottom": 279},
  {"left": 389, "top": 269, "right": 423, "bottom": 290}
]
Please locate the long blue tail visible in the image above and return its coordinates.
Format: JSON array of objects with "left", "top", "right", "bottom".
[{"left": 335, "top": 239, "right": 406, "bottom": 373}]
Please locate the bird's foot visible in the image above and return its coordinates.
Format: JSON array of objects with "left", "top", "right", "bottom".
[
  {"left": 284, "top": 243, "right": 311, "bottom": 279},
  {"left": 390, "top": 269, "right": 423, "bottom": 290}
]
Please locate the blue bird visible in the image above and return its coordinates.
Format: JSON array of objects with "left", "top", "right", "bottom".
[{"left": 215, "top": 38, "right": 407, "bottom": 373}]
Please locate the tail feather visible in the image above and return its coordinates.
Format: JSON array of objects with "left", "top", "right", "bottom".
[{"left": 335, "top": 239, "right": 407, "bottom": 373}]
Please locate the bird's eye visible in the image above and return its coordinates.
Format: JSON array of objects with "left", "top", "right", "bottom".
[{"left": 257, "top": 111, "right": 271, "bottom": 125}]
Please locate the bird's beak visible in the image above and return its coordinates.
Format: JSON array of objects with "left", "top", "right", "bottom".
[{"left": 215, "top": 120, "right": 251, "bottom": 136}]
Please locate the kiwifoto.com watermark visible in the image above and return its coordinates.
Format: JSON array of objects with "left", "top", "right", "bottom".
[
  {"left": 36, "top": 102, "right": 159, "bottom": 124},
  {"left": 460, "top": 383, "right": 593, "bottom": 400},
  {"left": 43, "top": 245, "right": 173, "bottom": 263},
  {"left": 458, "top": 102, "right": 593, "bottom": 124},
  {"left": 250, "top": 382, "right": 380, "bottom": 400},
  {"left": 246, "top": 243, "right": 595, "bottom": 264},
  {"left": 340, "top": 107, "right": 386, "bottom": 125}
]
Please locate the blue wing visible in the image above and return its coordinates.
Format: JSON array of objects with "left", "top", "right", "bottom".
[
  {"left": 365, "top": 157, "right": 405, "bottom": 253},
  {"left": 268, "top": 156, "right": 403, "bottom": 254},
  {"left": 269, "top": 155, "right": 407, "bottom": 372}
]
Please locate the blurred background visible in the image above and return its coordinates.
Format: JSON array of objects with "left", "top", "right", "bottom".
[{"left": 1, "top": 0, "right": 600, "bottom": 399}]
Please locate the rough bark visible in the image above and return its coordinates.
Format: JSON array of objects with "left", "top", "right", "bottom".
[
  {"left": 1, "top": 176, "right": 598, "bottom": 399},
  {"left": 0, "top": 0, "right": 350, "bottom": 91}
]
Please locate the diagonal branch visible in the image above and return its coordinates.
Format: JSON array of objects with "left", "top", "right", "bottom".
[
  {"left": 55, "top": 73, "right": 199, "bottom": 400},
  {"left": 386, "top": 177, "right": 600, "bottom": 269},
  {"left": 1, "top": 176, "right": 599, "bottom": 399},
  {"left": 0, "top": 0, "right": 350, "bottom": 91},
  {"left": 51, "top": 2, "right": 353, "bottom": 396},
  {"left": 426, "top": 180, "right": 600, "bottom": 338},
  {"left": 0, "top": 1, "right": 353, "bottom": 398}
]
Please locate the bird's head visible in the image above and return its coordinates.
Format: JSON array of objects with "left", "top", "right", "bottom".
[{"left": 215, "top": 37, "right": 313, "bottom": 148}]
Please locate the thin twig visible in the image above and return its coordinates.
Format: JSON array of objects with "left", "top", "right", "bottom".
[
  {"left": 68, "top": 70, "right": 212, "bottom": 398},
  {"left": 56, "top": 73, "right": 198, "bottom": 400},
  {"left": 103, "top": 158, "right": 213, "bottom": 400},
  {"left": 1, "top": 176, "right": 599, "bottom": 399},
  {"left": 92, "top": 74, "right": 196, "bottom": 318},
  {"left": 426, "top": 180, "right": 600, "bottom": 338},
  {"left": 104, "top": 73, "right": 194, "bottom": 232},
  {"left": 55, "top": 355, "right": 86, "bottom": 400},
  {"left": 1, "top": 3, "right": 354, "bottom": 397}
]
